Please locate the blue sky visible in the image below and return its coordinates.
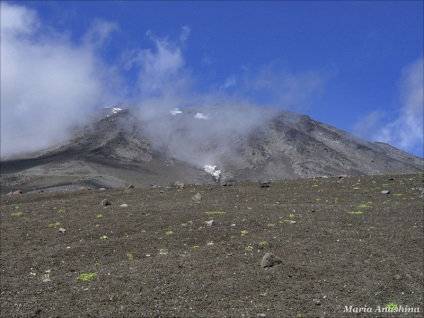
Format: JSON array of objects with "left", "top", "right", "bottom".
[{"left": 1, "top": 1, "right": 423, "bottom": 158}]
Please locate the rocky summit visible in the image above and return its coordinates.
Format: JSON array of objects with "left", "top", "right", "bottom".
[{"left": 1, "top": 107, "right": 422, "bottom": 194}]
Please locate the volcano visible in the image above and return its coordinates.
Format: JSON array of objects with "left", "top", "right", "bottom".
[{"left": 1, "top": 107, "right": 422, "bottom": 194}]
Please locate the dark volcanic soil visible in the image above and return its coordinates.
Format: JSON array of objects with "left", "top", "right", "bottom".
[{"left": 1, "top": 173, "right": 423, "bottom": 317}]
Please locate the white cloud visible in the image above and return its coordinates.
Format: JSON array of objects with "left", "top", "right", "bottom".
[
  {"left": 179, "top": 25, "right": 191, "bottom": 43},
  {"left": 222, "top": 75, "right": 236, "bottom": 89},
  {"left": 0, "top": 2, "right": 39, "bottom": 36},
  {"left": 124, "top": 28, "right": 188, "bottom": 98},
  {"left": 82, "top": 19, "right": 119, "bottom": 49},
  {"left": 352, "top": 111, "right": 384, "bottom": 139},
  {"left": 0, "top": 2, "right": 121, "bottom": 159},
  {"left": 0, "top": 2, "right": 332, "bottom": 165},
  {"left": 353, "top": 58, "right": 423, "bottom": 156}
]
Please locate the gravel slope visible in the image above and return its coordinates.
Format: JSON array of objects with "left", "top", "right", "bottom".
[{"left": 1, "top": 173, "right": 423, "bottom": 317}]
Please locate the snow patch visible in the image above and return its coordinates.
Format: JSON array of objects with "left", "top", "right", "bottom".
[
  {"left": 194, "top": 112, "right": 210, "bottom": 120},
  {"left": 170, "top": 108, "right": 183, "bottom": 116},
  {"left": 112, "top": 107, "right": 122, "bottom": 114},
  {"left": 204, "top": 165, "right": 221, "bottom": 182}
]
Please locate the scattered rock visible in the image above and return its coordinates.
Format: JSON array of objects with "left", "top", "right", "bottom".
[
  {"left": 313, "top": 298, "right": 321, "bottom": 305},
  {"left": 260, "top": 181, "right": 270, "bottom": 188},
  {"left": 150, "top": 184, "right": 161, "bottom": 188},
  {"left": 261, "top": 252, "right": 282, "bottom": 268},
  {"left": 289, "top": 220, "right": 297, "bottom": 224},
  {"left": 205, "top": 220, "right": 215, "bottom": 227},
  {"left": 174, "top": 181, "right": 185, "bottom": 189},
  {"left": 120, "top": 204, "right": 128, "bottom": 208},
  {"left": 381, "top": 190, "right": 390, "bottom": 194},
  {"left": 100, "top": 199, "right": 111, "bottom": 206},
  {"left": 99, "top": 188, "right": 106, "bottom": 191},
  {"left": 192, "top": 193, "right": 202, "bottom": 201},
  {"left": 126, "top": 184, "right": 134, "bottom": 189},
  {"left": 78, "top": 187, "right": 91, "bottom": 191},
  {"left": 11, "top": 190, "right": 23, "bottom": 195},
  {"left": 221, "top": 181, "right": 233, "bottom": 186},
  {"left": 58, "top": 228, "right": 66, "bottom": 233},
  {"left": 338, "top": 174, "right": 348, "bottom": 178}
]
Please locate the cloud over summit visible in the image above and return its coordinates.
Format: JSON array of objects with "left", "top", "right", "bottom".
[{"left": 1, "top": 2, "right": 118, "bottom": 158}]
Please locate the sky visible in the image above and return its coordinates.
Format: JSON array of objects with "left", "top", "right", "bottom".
[{"left": 1, "top": 0, "right": 423, "bottom": 159}]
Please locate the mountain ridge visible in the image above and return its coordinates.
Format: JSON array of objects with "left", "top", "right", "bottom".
[{"left": 1, "top": 107, "right": 422, "bottom": 194}]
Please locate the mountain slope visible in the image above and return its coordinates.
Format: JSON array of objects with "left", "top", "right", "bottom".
[{"left": 1, "top": 107, "right": 422, "bottom": 194}]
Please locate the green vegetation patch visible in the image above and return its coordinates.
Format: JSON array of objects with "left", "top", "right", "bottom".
[
  {"left": 77, "top": 273, "right": 97, "bottom": 281},
  {"left": 347, "top": 211, "right": 363, "bottom": 215},
  {"left": 48, "top": 222, "right": 61, "bottom": 228},
  {"left": 11, "top": 212, "right": 23, "bottom": 217},
  {"left": 358, "top": 203, "right": 371, "bottom": 209},
  {"left": 385, "top": 303, "right": 399, "bottom": 311}
]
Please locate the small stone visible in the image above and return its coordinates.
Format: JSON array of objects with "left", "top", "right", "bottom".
[
  {"left": 260, "top": 181, "right": 270, "bottom": 188},
  {"left": 120, "top": 203, "right": 128, "bottom": 208},
  {"left": 126, "top": 184, "right": 134, "bottom": 189},
  {"left": 258, "top": 314, "right": 267, "bottom": 318},
  {"left": 100, "top": 199, "right": 111, "bottom": 206},
  {"left": 381, "top": 190, "right": 390, "bottom": 194},
  {"left": 289, "top": 220, "right": 297, "bottom": 224},
  {"left": 174, "top": 181, "right": 185, "bottom": 189},
  {"left": 58, "top": 228, "right": 66, "bottom": 233},
  {"left": 261, "top": 252, "right": 282, "bottom": 268},
  {"left": 192, "top": 193, "right": 202, "bottom": 201},
  {"left": 99, "top": 188, "right": 106, "bottom": 191},
  {"left": 12, "top": 190, "right": 23, "bottom": 195},
  {"left": 313, "top": 299, "right": 321, "bottom": 305},
  {"left": 205, "top": 220, "right": 215, "bottom": 227}
]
